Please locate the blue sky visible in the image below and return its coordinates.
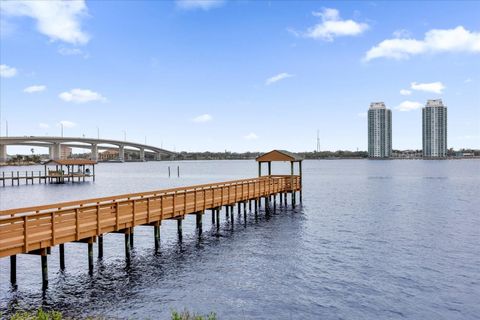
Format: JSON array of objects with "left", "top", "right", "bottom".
[{"left": 1, "top": 0, "right": 479, "bottom": 153}]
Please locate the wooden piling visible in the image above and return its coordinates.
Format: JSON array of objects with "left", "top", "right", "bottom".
[
  {"left": 216, "top": 208, "right": 220, "bottom": 230},
  {"left": 196, "top": 212, "right": 202, "bottom": 230},
  {"left": 88, "top": 242, "right": 94, "bottom": 274},
  {"left": 129, "top": 229, "right": 134, "bottom": 248},
  {"left": 211, "top": 209, "right": 215, "bottom": 224},
  {"left": 41, "top": 255, "right": 48, "bottom": 289},
  {"left": 177, "top": 218, "right": 183, "bottom": 237},
  {"left": 243, "top": 202, "right": 247, "bottom": 221},
  {"left": 124, "top": 233, "right": 130, "bottom": 261},
  {"left": 273, "top": 194, "right": 276, "bottom": 213},
  {"left": 154, "top": 224, "right": 160, "bottom": 251},
  {"left": 59, "top": 244, "right": 65, "bottom": 270},
  {"left": 98, "top": 235, "right": 103, "bottom": 259},
  {"left": 10, "top": 255, "right": 16, "bottom": 286}
]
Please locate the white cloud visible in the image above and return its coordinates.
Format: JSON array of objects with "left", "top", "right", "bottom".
[
  {"left": 365, "top": 26, "right": 480, "bottom": 61},
  {"left": 396, "top": 100, "right": 423, "bottom": 112},
  {"left": 1, "top": 0, "right": 89, "bottom": 45},
  {"left": 400, "top": 89, "right": 412, "bottom": 96},
  {"left": 39, "top": 123, "right": 49, "bottom": 129},
  {"left": 266, "top": 73, "right": 294, "bottom": 85},
  {"left": 58, "top": 46, "right": 89, "bottom": 58},
  {"left": 0, "top": 64, "right": 17, "bottom": 78},
  {"left": 176, "top": 0, "right": 224, "bottom": 10},
  {"left": 24, "top": 85, "right": 46, "bottom": 93},
  {"left": 393, "top": 29, "right": 411, "bottom": 38},
  {"left": 59, "top": 89, "right": 107, "bottom": 103},
  {"left": 244, "top": 132, "right": 258, "bottom": 140},
  {"left": 58, "top": 120, "right": 76, "bottom": 128},
  {"left": 192, "top": 114, "right": 213, "bottom": 123},
  {"left": 411, "top": 81, "right": 445, "bottom": 94},
  {"left": 302, "top": 8, "right": 369, "bottom": 41}
]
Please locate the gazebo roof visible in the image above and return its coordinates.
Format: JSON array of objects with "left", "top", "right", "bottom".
[
  {"left": 256, "top": 150, "right": 303, "bottom": 162},
  {"left": 44, "top": 159, "right": 97, "bottom": 166}
]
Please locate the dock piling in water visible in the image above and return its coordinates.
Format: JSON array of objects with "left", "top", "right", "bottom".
[
  {"left": 98, "top": 235, "right": 104, "bottom": 259},
  {"left": 154, "top": 224, "right": 161, "bottom": 251},
  {"left": 88, "top": 242, "right": 94, "bottom": 275},
  {"left": 59, "top": 244, "right": 65, "bottom": 270},
  {"left": 10, "top": 255, "right": 16, "bottom": 287},
  {"left": 124, "top": 233, "right": 131, "bottom": 261},
  {"left": 41, "top": 254, "right": 48, "bottom": 289}
]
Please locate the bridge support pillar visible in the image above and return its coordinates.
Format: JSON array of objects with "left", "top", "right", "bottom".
[
  {"left": 0, "top": 144, "right": 7, "bottom": 163},
  {"left": 118, "top": 146, "right": 125, "bottom": 162},
  {"left": 155, "top": 152, "right": 162, "bottom": 161},
  {"left": 139, "top": 148, "right": 145, "bottom": 162},
  {"left": 90, "top": 144, "right": 98, "bottom": 161},
  {"left": 50, "top": 143, "right": 61, "bottom": 160}
]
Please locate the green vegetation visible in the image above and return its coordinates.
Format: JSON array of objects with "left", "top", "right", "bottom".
[
  {"left": 9, "top": 309, "right": 63, "bottom": 320},
  {"left": 171, "top": 310, "right": 217, "bottom": 320},
  {"left": 6, "top": 154, "right": 43, "bottom": 165},
  {"left": 6, "top": 309, "right": 217, "bottom": 320}
]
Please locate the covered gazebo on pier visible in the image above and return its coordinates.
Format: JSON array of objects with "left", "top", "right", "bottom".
[
  {"left": 256, "top": 150, "right": 303, "bottom": 203},
  {"left": 44, "top": 159, "right": 97, "bottom": 183}
]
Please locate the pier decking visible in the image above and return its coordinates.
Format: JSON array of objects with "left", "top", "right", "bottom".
[{"left": 1, "top": 175, "right": 301, "bottom": 287}]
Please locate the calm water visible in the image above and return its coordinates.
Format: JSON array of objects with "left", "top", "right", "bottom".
[{"left": 1, "top": 160, "right": 479, "bottom": 319}]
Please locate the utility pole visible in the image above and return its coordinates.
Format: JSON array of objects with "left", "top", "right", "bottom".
[
  {"left": 61, "top": 123, "right": 64, "bottom": 137},
  {"left": 123, "top": 130, "right": 126, "bottom": 142},
  {"left": 144, "top": 136, "right": 147, "bottom": 145},
  {"left": 97, "top": 127, "right": 100, "bottom": 140}
]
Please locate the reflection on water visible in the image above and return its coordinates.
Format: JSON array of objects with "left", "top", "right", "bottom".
[{"left": 1, "top": 160, "right": 480, "bottom": 319}]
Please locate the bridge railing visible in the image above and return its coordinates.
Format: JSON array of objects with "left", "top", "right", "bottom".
[{"left": 0, "top": 175, "right": 300, "bottom": 257}]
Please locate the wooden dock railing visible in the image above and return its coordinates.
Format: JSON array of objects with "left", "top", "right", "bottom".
[{"left": 0, "top": 175, "right": 300, "bottom": 258}]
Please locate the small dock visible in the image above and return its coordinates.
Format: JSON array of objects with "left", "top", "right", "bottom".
[
  {"left": 0, "top": 150, "right": 303, "bottom": 289},
  {"left": 0, "top": 159, "right": 96, "bottom": 187}
]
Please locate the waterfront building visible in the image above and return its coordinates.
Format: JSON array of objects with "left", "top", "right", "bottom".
[
  {"left": 368, "top": 102, "right": 392, "bottom": 158},
  {"left": 422, "top": 99, "right": 447, "bottom": 158}
]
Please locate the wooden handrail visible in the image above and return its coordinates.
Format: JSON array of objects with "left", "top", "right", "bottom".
[
  {"left": 0, "top": 175, "right": 298, "bottom": 217},
  {"left": 0, "top": 175, "right": 301, "bottom": 258}
]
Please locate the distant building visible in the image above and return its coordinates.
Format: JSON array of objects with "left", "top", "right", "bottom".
[
  {"left": 99, "top": 149, "right": 119, "bottom": 161},
  {"left": 422, "top": 99, "right": 447, "bottom": 158},
  {"left": 368, "top": 102, "right": 392, "bottom": 158},
  {"left": 392, "top": 149, "right": 423, "bottom": 159},
  {"left": 60, "top": 146, "right": 72, "bottom": 159}
]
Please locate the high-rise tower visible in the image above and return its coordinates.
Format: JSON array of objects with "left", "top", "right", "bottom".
[
  {"left": 422, "top": 99, "right": 447, "bottom": 158},
  {"left": 368, "top": 102, "right": 392, "bottom": 158}
]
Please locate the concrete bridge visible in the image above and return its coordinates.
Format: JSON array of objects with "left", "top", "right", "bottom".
[{"left": 0, "top": 136, "right": 176, "bottom": 162}]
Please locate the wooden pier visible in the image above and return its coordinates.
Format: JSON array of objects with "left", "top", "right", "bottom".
[
  {"left": 0, "top": 150, "right": 303, "bottom": 289},
  {"left": 1, "top": 175, "right": 301, "bottom": 286},
  {"left": 0, "top": 159, "right": 96, "bottom": 187}
]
